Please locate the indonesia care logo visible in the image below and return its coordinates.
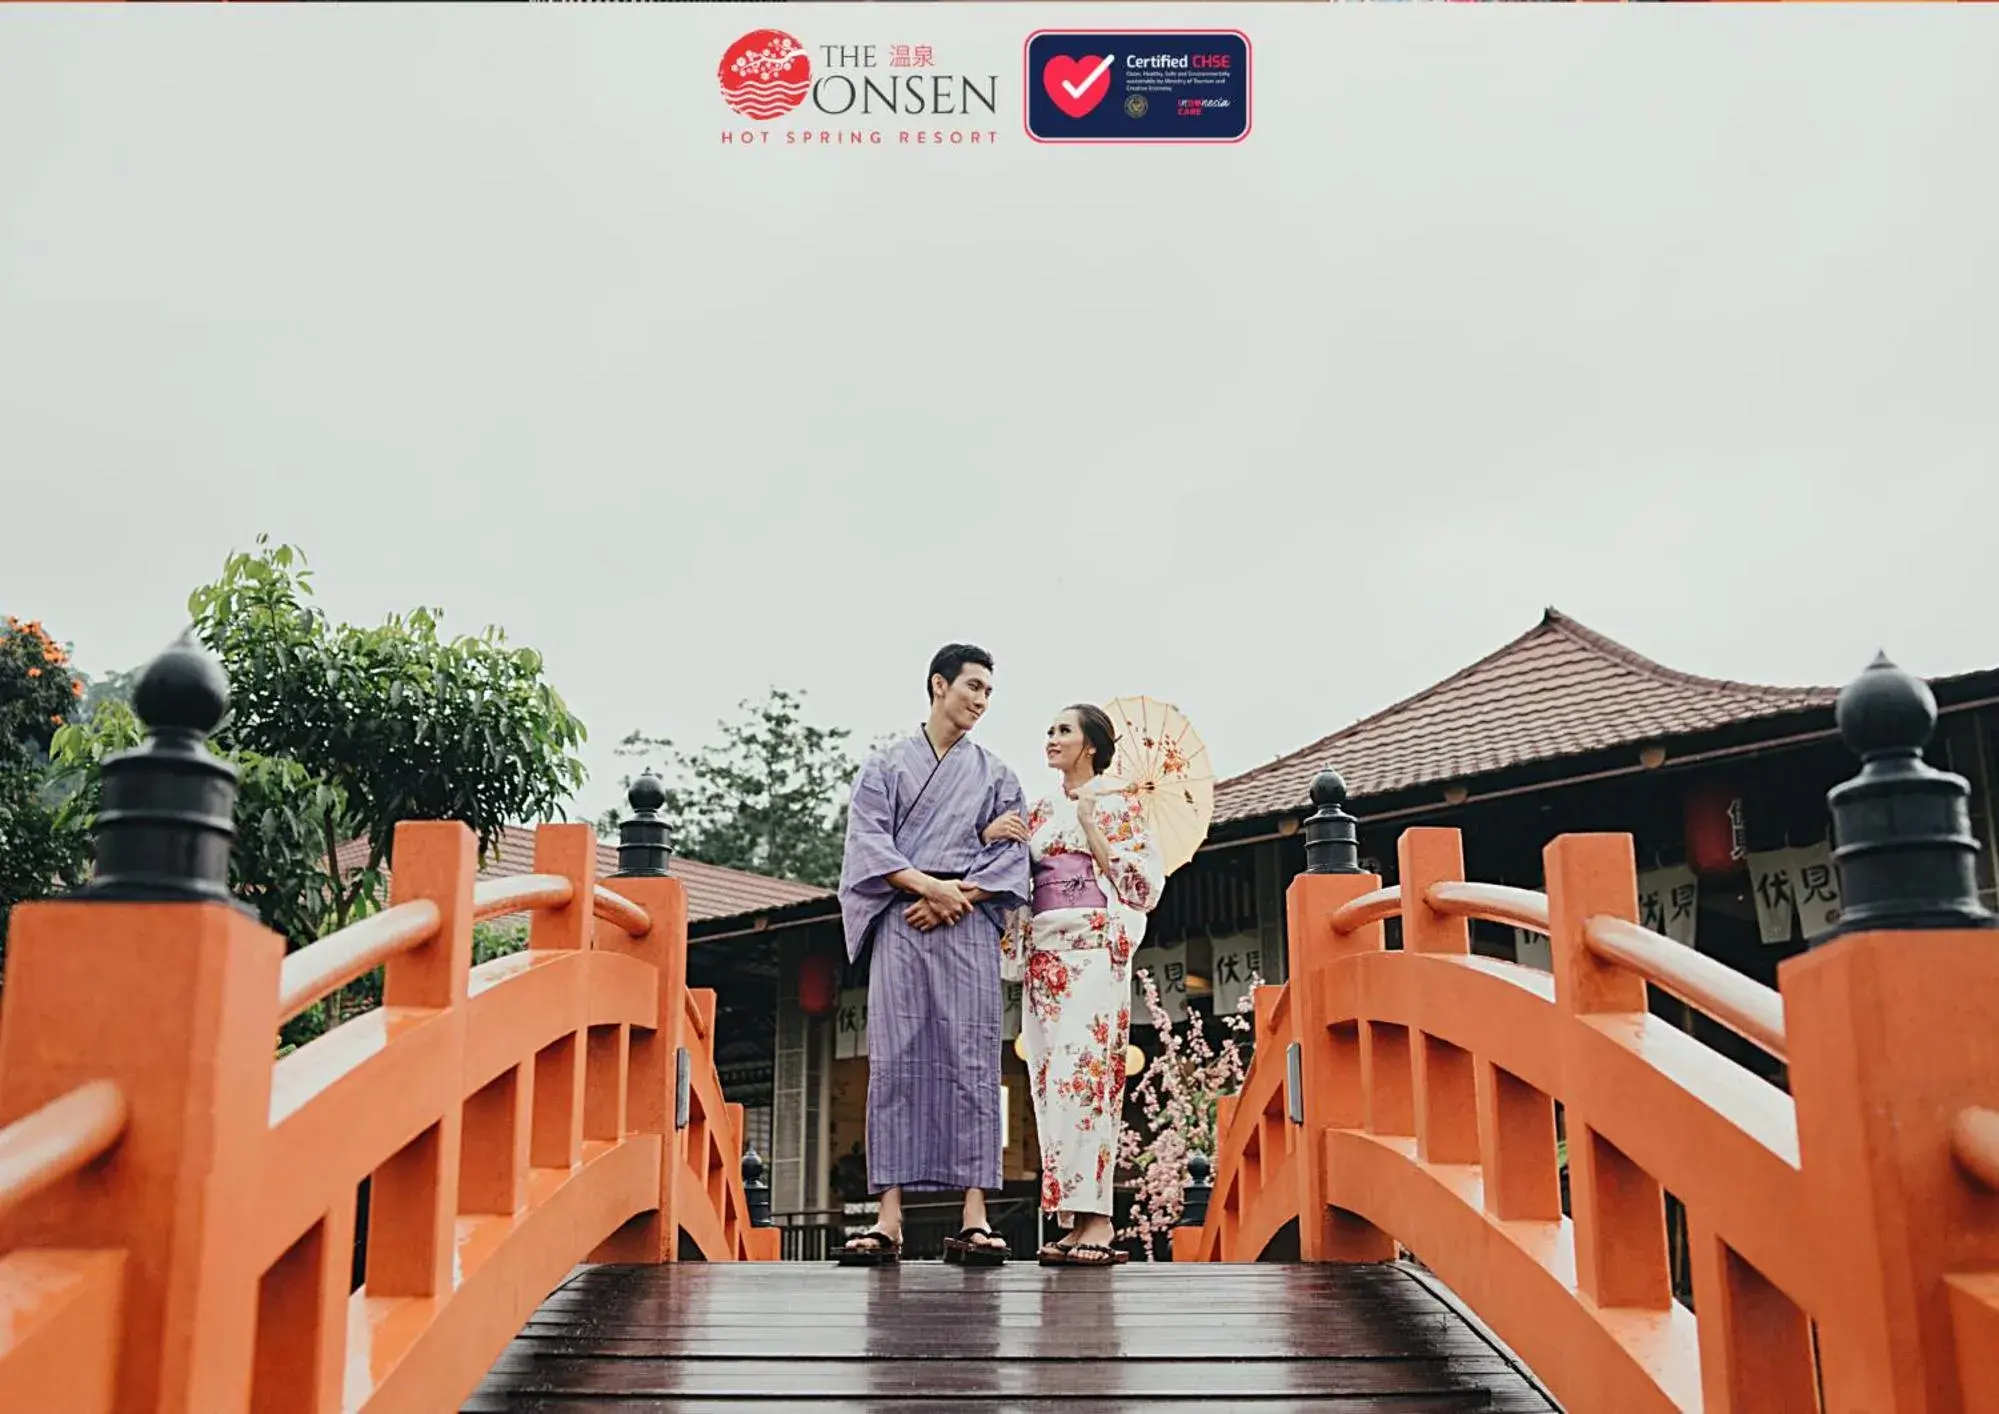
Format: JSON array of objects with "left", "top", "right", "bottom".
[
  {"left": 719, "top": 31, "right": 811, "bottom": 122},
  {"left": 718, "top": 31, "right": 1002, "bottom": 150}
]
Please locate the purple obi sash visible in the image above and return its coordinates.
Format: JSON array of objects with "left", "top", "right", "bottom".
[{"left": 1032, "top": 851, "right": 1107, "bottom": 915}]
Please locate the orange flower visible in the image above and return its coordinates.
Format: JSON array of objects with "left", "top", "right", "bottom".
[
  {"left": 25, "top": 666, "right": 39, "bottom": 678},
  {"left": 72, "top": 680, "right": 84, "bottom": 697}
]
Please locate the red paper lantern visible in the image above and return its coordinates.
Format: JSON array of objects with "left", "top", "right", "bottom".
[
  {"left": 798, "top": 953, "right": 840, "bottom": 1017},
  {"left": 1684, "top": 782, "right": 1747, "bottom": 878}
]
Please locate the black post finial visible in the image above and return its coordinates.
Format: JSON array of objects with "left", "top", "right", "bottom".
[
  {"left": 742, "top": 1141, "right": 772, "bottom": 1228},
  {"left": 1176, "top": 1150, "right": 1213, "bottom": 1231},
  {"left": 613, "top": 769, "right": 673, "bottom": 878},
  {"left": 1304, "top": 769, "right": 1362, "bottom": 875},
  {"left": 76, "top": 632, "right": 243, "bottom": 908},
  {"left": 1821, "top": 652, "right": 1995, "bottom": 942}
]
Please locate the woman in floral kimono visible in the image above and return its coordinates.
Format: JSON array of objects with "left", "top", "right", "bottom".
[{"left": 993, "top": 703, "right": 1164, "bottom": 1268}]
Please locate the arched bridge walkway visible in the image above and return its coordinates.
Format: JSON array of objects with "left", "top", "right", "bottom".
[
  {"left": 4, "top": 640, "right": 1997, "bottom": 1414},
  {"left": 466, "top": 1262, "right": 1556, "bottom": 1411}
]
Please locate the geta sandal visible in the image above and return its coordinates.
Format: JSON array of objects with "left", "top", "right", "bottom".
[
  {"left": 835, "top": 1229, "right": 902, "bottom": 1266},
  {"left": 1056, "top": 1242, "right": 1128, "bottom": 1267},
  {"left": 942, "top": 1226, "right": 1009, "bottom": 1267}
]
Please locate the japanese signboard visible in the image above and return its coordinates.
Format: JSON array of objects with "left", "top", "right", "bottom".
[
  {"left": 1748, "top": 842, "right": 1843, "bottom": 943},
  {"left": 1636, "top": 864, "right": 1700, "bottom": 949},
  {"left": 1131, "top": 940, "right": 1189, "bottom": 1026},
  {"left": 1207, "top": 933, "right": 1264, "bottom": 1021},
  {"left": 1747, "top": 848, "right": 1799, "bottom": 944},
  {"left": 1791, "top": 842, "right": 1844, "bottom": 936},
  {"left": 834, "top": 987, "right": 869, "bottom": 1059}
]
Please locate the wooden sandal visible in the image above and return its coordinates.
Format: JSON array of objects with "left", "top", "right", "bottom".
[
  {"left": 942, "top": 1226, "right": 1009, "bottom": 1267},
  {"left": 835, "top": 1229, "right": 902, "bottom": 1267},
  {"left": 1056, "top": 1242, "right": 1128, "bottom": 1267},
  {"left": 1037, "top": 1241, "right": 1072, "bottom": 1266}
]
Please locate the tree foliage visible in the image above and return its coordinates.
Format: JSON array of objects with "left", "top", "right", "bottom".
[
  {"left": 1, "top": 617, "right": 84, "bottom": 764},
  {"left": 0, "top": 767, "right": 91, "bottom": 966},
  {"left": 186, "top": 539, "right": 589, "bottom": 930},
  {"left": 0, "top": 618, "right": 92, "bottom": 964},
  {"left": 600, "top": 689, "right": 857, "bottom": 888},
  {"left": 39, "top": 539, "right": 589, "bottom": 1044}
]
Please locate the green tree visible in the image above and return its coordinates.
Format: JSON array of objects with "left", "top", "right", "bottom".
[
  {"left": 603, "top": 689, "right": 856, "bottom": 888},
  {"left": 0, "top": 617, "right": 92, "bottom": 965},
  {"left": 1, "top": 616, "right": 84, "bottom": 767},
  {"left": 186, "top": 538, "right": 589, "bottom": 930},
  {"left": 45, "top": 539, "right": 589, "bottom": 1044},
  {"left": 76, "top": 665, "right": 137, "bottom": 721},
  {"left": 0, "top": 767, "right": 91, "bottom": 967}
]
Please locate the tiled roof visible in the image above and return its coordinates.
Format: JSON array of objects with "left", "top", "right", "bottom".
[
  {"left": 334, "top": 825, "right": 831, "bottom": 925},
  {"left": 1214, "top": 609, "right": 1837, "bottom": 826}
]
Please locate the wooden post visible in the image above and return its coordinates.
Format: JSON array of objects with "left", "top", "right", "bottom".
[
  {"left": 363, "top": 821, "right": 476, "bottom": 1299},
  {"left": 1788, "top": 933, "right": 1999, "bottom": 1413},
  {"left": 0, "top": 639, "right": 283, "bottom": 1414},
  {"left": 528, "top": 825, "right": 597, "bottom": 1175},
  {"left": 1543, "top": 831, "right": 1672, "bottom": 1312},
  {"left": 1785, "top": 653, "right": 1999, "bottom": 1413},
  {"left": 591, "top": 777, "right": 690, "bottom": 1264},
  {"left": 1398, "top": 828, "right": 1480, "bottom": 1167},
  {"left": 1288, "top": 770, "right": 1396, "bottom": 1263}
]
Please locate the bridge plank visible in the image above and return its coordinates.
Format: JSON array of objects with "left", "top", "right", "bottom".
[{"left": 466, "top": 1262, "right": 1556, "bottom": 1411}]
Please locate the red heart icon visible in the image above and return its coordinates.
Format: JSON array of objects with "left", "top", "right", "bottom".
[{"left": 1042, "top": 54, "right": 1112, "bottom": 119}]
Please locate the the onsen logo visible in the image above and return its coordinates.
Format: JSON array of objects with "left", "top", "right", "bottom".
[{"left": 719, "top": 31, "right": 811, "bottom": 122}]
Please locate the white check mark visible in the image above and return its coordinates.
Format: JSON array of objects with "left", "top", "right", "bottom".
[{"left": 1062, "top": 55, "right": 1115, "bottom": 100}]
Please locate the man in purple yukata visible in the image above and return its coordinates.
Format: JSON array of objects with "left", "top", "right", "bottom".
[{"left": 835, "top": 643, "right": 1033, "bottom": 1267}]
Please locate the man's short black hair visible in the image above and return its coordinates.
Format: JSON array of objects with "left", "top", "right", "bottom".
[{"left": 927, "top": 643, "right": 994, "bottom": 702}]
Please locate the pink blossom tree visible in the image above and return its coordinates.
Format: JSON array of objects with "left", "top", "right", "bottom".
[{"left": 1117, "top": 967, "right": 1262, "bottom": 1256}]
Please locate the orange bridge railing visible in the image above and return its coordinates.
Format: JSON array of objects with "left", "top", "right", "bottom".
[
  {"left": 0, "top": 642, "right": 774, "bottom": 1414},
  {"left": 1180, "top": 653, "right": 1999, "bottom": 1414}
]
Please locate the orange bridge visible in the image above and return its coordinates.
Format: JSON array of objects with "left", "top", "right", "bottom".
[{"left": 2, "top": 640, "right": 1996, "bottom": 1412}]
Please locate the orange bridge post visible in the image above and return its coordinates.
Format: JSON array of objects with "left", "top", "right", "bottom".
[
  {"left": 0, "top": 640, "right": 280, "bottom": 1414},
  {"left": 1288, "top": 771, "right": 1395, "bottom": 1263}
]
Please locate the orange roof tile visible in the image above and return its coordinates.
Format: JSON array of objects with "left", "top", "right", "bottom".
[
  {"left": 334, "top": 826, "right": 830, "bottom": 925},
  {"left": 1214, "top": 609, "right": 1836, "bottom": 825}
]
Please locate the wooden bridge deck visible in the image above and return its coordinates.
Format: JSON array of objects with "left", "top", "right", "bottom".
[{"left": 464, "top": 1261, "right": 1560, "bottom": 1412}]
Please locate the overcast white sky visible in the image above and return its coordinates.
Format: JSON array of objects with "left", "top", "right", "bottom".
[{"left": 2, "top": 8, "right": 1995, "bottom": 826}]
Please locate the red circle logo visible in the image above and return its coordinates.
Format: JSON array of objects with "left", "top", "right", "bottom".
[{"left": 719, "top": 31, "right": 812, "bottom": 122}]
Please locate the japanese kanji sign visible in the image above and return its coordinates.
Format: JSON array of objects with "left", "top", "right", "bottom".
[
  {"left": 834, "top": 987, "right": 869, "bottom": 1060},
  {"left": 1637, "top": 864, "right": 1700, "bottom": 949},
  {"left": 1131, "top": 940, "right": 1189, "bottom": 1026},
  {"left": 1208, "top": 932, "right": 1264, "bottom": 1021},
  {"left": 1748, "top": 848, "right": 1799, "bottom": 944},
  {"left": 1746, "top": 844, "right": 1841, "bottom": 944},
  {"left": 1791, "top": 842, "right": 1844, "bottom": 936}
]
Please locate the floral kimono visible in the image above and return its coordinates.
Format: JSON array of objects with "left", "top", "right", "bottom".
[{"left": 1001, "top": 788, "right": 1165, "bottom": 1222}]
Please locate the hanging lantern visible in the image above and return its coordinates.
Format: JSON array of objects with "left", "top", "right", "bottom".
[
  {"left": 1684, "top": 781, "right": 1748, "bottom": 878},
  {"left": 1125, "top": 1044, "right": 1146, "bottom": 1079},
  {"left": 797, "top": 953, "right": 839, "bottom": 1017}
]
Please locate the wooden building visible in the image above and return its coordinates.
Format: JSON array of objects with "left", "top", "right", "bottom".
[{"left": 1196, "top": 610, "right": 1999, "bottom": 1078}]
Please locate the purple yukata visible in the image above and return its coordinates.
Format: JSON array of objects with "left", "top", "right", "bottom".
[{"left": 839, "top": 731, "right": 1032, "bottom": 1195}]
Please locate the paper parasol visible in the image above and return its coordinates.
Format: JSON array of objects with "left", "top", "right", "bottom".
[{"left": 1099, "top": 696, "right": 1214, "bottom": 876}]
